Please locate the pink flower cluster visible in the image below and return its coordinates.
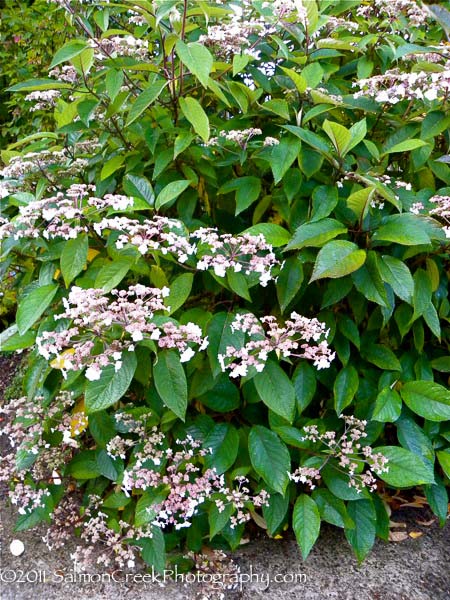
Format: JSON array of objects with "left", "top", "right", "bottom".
[
  {"left": 94, "top": 215, "right": 196, "bottom": 261},
  {"left": 0, "top": 149, "right": 88, "bottom": 183},
  {"left": 218, "top": 312, "right": 335, "bottom": 377},
  {"left": 37, "top": 285, "right": 208, "bottom": 380},
  {"left": 409, "top": 195, "right": 450, "bottom": 238},
  {"left": 0, "top": 392, "right": 80, "bottom": 513},
  {"left": 0, "top": 184, "right": 134, "bottom": 241},
  {"left": 95, "top": 218, "right": 280, "bottom": 286},
  {"left": 356, "top": 0, "right": 428, "bottom": 28},
  {"left": 192, "top": 228, "right": 279, "bottom": 286},
  {"left": 290, "top": 416, "right": 389, "bottom": 493},
  {"left": 353, "top": 67, "right": 450, "bottom": 104},
  {"left": 122, "top": 434, "right": 269, "bottom": 531}
]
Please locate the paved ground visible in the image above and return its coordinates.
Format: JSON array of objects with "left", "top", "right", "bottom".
[
  {"left": 1, "top": 503, "right": 449, "bottom": 600},
  {"left": 1, "top": 356, "right": 449, "bottom": 600}
]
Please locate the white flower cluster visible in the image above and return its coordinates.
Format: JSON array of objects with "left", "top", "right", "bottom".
[
  {"left": 25, "top": 90, "right": 61, "bottom": 111},
  {"left": 356, "top": 0, "right": 428, "bottom": 28},
  {"left": 353, "top": 67, "right": 450, "bottom": 103}
]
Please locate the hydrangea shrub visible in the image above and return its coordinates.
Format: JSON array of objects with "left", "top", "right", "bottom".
[{"left": 1, "top": 0, "right": 450, "bottom": 570}]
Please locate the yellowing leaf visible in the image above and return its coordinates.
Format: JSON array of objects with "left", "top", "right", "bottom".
[
  {"left": 50, "top": 348, "right": 75, "bottom": 370},
  {"left": 71, "top": 398, "right": 89, "bottom": 436},
  {"left": 87, "top": 248, "right": 100, "bottom": 262}
]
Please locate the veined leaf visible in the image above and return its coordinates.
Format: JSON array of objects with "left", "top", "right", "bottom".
[
  {"left": 248, "top": 426, "right": 291, "bottom": 495},
  {"left": 310, "top": 241, "right": 366, "bottom": 282},
  {"left": 125, "top": 79, "right": 167, "bottom": 126},
  {"left": 176, "top": 41, "right": 213, "bottom": 88},
  {"left": 179, "top": 96, "right": 210, "bottom": 142}
]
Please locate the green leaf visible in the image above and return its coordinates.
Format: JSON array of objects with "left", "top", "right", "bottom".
[
  {"left": 7, "top": 79, "right": 72, "bottom": 92},
  {"left": 97, "top": 449, "right": 121, "bottom": 481},
  {"left": 179, "top": 96, "right": 210, "bottom": 142},
  {"left": 372, "top": 214, "right": 431, "bottom": 246},
  {"left": 346, "top": 187, "right": 374, "bottom": 220},
  {"left": 66, "top": 450, "right": 101, "bottom": 479},
  {"left": 105, "top": 69, "right": 124, "bottom": 102},
  {"left": 95, "top": 256, "right": 136, "bottom": 292},
  {"left": 361, "top": 344, "right": 401, "bottom": 371},
  {"left": 248, "top": 426, "right": 291, "bottom": 495},
  {"left": 207, "top": 312, "right": 245, "bottom": 377},
  {"left": 265, "top": 136, "right": 301, "bottom": 184},
  {"left": 310, "top": 241, "right": 366, "bottom": 282},
  {"left": 376, "top": 446, "right": 435, "bottom": 487},
  {"left": 285, "top": 218, "right": 347, "bottom": 251},
  {"left": 153, "top": 350, "right": 188, "bottom": 421},
  {"left": 135, "top": 489, "right": 168, "bottom": 527},
  {"left": 292, "top": 361, "right": 316, "bottom": 413},
  {"left": 379, "top": 256, "right": 414, "bottom": 304},
  {"left": 60, "top": 234, "right": 88, "bottom": 287},
  {"left": 209, "top": 502, "right": 234, "bottom": 538},
  {"left": 85, "top": 351, "right": 137, "bottom": 414},
  {"left": 204, "top": 423, "right": 239, "bottom": 475},
  {"left": 17, "top": 284, "right": 58, "bottom": 335},
  {"left": 276, "top": 256, "right": 304, "bottom": 313},
  {"left": 49, "top": 39, "right": 89, "bottom": 68},
  {"left": 292, "top": 494, "right": 321, "bottom": 559},
  {"left": 261, "top": 99, "right": 290, "bottom": 120},
  {"left": 155, "top": 180, "right": 191, "bottom": 210},
  {"left": 311, "top": 185, "right": 338, "bottom": 222},
  {"left": 351, "top": 251, "right": 388, "bottom": 307},
  {"left": 123, "top": 174, "right": 154, "bottom": 206},
  {"left": 165, "top": 273, "right": 193, "bottom": 315},
  {"left": 176, "top": 41, "right": 213, "bottom": 88},
  {"left": 198, "top": 375, "right": 240, "bottom": 412},
  {"left": 218, "top": 177, "right": 261, "bottom": 215},
  {"left": 227, "top": 270, "right": 251, "bottom": 301},
  {"left": 126, "top": 80, "right": 167, "bottom": 126},
  {"left": 241, "top": 223, "right": 290, "bottom": 247},
  {"left": 103, "top": 491, "right": 132, "bottom": 509},
  {"left": 334, "top": 365, "right": 359, "bottom": 415},
  {"left": 0, "top": 326, "right": 36, "bottom": 352},
  {"left": 322, "top": 464, "right": 370, "bottom": 500},
  {"left": 382, "top": 139, "right": 428, "bottom": 155},
  {"left": 313, "top": 489, "right": 354, "bottom": 529},
  {"left": 174, "top": 131, "right": 195, "bottom": 159},
  {"left": 345, "top": 500, "right": 376, "bottom": 562},
  {"left": 420, "top": 111, "right": 450, "bottom": 140},
  {"left": 262, "top": 492, "right": 290, "bottom": 535},
  {"left": 347, "top": 118, "right": 367, "bottom": 152},
  {"left": 372, "top": 387, "right": 402, "bottom": 422},
  {"left": 254, "top": 360, "right": 296, "bottom": 423},
  {"left": 424, "top": 479, "right": 449, "bottom": 527},
  {"left": 100, "top": 155, "right": 125, "bottom": 181},
  {"left": 412, "top": 269, "right": 432, "bottom": 320},
  {"left": 280, "top": 66, "right": 307, "bottom": 93},
  {"left": 400, "top": 381, "right": 450, "bottom": 421},
  {"left": 436, "top": 450, "right": 450, "bottom": 480},
  {"left": 140, "top": 527, "right": 166, "bottom": 573},
  {"left": 232, "top": 53, "right": 251, "bottom": 76},
  {"left": 323, "top": 119, "right": 351, "bottom": 156}
]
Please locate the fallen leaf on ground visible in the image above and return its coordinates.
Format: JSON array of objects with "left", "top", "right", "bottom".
[
  {"left": 409, "top": 531, "right": 423, "bottom": 539},
  {"left": 389, "top": 531, "right": 409, "bottom": 542}
]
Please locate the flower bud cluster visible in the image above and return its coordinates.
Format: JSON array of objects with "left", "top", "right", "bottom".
[{"left": 218, "top": 311, "right": 335, "bottom": 377}]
